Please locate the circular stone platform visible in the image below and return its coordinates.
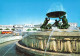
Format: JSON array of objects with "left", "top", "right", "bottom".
[
  {"left": 16, "top": 40, "right": 80, "bottom": 56},
  {"left": 16, "top": 31, "right": 80, "bottom": 56}
]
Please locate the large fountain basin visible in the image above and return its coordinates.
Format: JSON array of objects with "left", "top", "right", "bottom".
[{"left": 22, "top": 31, "right": 80, "bottom": 53}]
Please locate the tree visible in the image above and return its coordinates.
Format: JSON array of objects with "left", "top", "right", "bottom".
[
  {"left": 33, "top": 28, "right": 37, "bottom": 31},
  {"left": 5, "top": 28, "right": 10, "bottom": 30},
  {"left": 27, "top": 29, "right": 31, "bottom": 31},
  {"left": 0, "top": 31, "right": 1, "bottom": 34},
  {"left": 11, "top": 28, "right": 15, "bottom": 31},
  {"left": 0, "top": 28, "right": 3, "bottom": 30}
]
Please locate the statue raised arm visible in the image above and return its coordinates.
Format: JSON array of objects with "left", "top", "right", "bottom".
[{"left": 40, "top": 17, "right": 50, "bottom": 29}]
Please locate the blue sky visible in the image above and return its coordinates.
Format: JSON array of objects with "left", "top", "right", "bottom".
[{"left": 0, "top": 0, "right": 80, "bottom": 26}]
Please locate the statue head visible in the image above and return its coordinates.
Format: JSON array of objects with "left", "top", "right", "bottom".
[
  {"left": 45, "top": 17, "right": 47, "bottom": 20},
  {"left": 55, "top": 19, "right": 57, "bottom": 21},
  {"left": 45, "top": 17, "right": 50, "bottom": 21}
]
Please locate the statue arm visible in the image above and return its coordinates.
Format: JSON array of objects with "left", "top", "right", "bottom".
[
  {"left": 59, "top": 19, "right": 61, "bottom": 21},
  {"left": 59, "top": 17, "right": 62, "bottom": 19},
  {"left": 57, "top": 19, "right": 61, "bottom": 22}
]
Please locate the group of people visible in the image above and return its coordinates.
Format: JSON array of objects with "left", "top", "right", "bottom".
[{"left": 40, "top": 15, "right": 70, "bottom": 29}]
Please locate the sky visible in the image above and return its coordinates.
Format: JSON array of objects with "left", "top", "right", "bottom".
[{"left": 0, "top": 0, "right": 80, "bottom": 26}]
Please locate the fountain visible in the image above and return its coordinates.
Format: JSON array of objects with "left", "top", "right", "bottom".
[{"left": 16, "top": 11, "right": 80, "bottom": 56}]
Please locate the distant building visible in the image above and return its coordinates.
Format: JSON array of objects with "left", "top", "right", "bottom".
[
  {"left": 34, "top": 24, "right": 42, "bottom": 30},
  {"left": 0, "top": 23, "right": 78, "bottom": 31},
  {"left": 22, "top": 24, "right": 33, "bottom": 31},
  {"left": 0, "top": 25, "right": 13, "bottom": 30},
  {"left": 34, "top": 24, "right": 42, "bottom": 28},
  {"left": 24, "top": 24, "right": 34, "bottom": 28},
  {"left": 13, "top": 25, "right": 23, "bottom": 32},
  {"left": 23, "top": 24, "right": 41, "bottom": 31},
  {"left": 57, "top": 22, "right": 77, "bottom": 27},
  {"left": 69, "top": 23, "right": 77, "bottom": 27}
]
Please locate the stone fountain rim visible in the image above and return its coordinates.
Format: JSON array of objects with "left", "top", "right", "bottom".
[
  {"left": 29, "top": 31, "right": 80, "bottom": 36},
  {"left": 16, "top": 40, "right": 76, "bottom": 56}
]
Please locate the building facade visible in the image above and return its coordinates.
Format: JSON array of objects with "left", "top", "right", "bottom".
[
  {"left": 69, "top": 23, "right": 77, "bottom": 27},
  {"left": 0, "top": 25, "right": 13, "bottom": 30}
]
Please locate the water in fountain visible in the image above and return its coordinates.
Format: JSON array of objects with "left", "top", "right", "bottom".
[
  {"left": 47, "top": 3, "right": 65, "bottom": 13},
  {"left": 43, "top": 28, "right": 54, "bottom": 56},
  {"left": 67, "top": 26, "right": 79, "bottom": 32},
  {"left": 43, "top": 27, "right": 62, "bottom": 56},
  {"left": 23, "top": 32, "right": 35, "bottom": 38},
  {"left": 44, "top": 3, "right": 64, "bottom": 56},
  {"left": 52, "top": 27, "right": 62, "bottom": 32}
]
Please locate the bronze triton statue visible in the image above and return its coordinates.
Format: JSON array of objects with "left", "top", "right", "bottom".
[
  {"left": 40, "top": 17, "right": 51, "bottom": 29},
  {"left": 52, "top": 19, "right": 61, "bottom": 28},
  {"left": 59, "top": 16, "right": 70, "bottom": 29},
  {"left": 40, "top": 11, "right": 70, "bottom": 29}
]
